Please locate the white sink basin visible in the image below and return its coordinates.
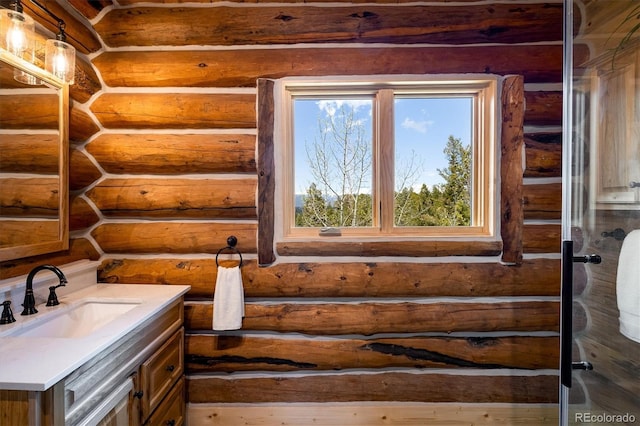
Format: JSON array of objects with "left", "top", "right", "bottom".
[{"left": 9, "top": 300, "right": 141, "bottom": 338}]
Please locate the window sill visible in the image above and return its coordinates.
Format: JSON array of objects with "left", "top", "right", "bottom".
[{"left": 275, "top": 238, "right": 502, "bottom": 258}]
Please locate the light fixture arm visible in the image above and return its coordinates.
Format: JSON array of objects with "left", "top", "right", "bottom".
[
  {"left": 24, "top": 0, "right": 68, "bottom": 41},
  {"left": 9, "top": 0, "right": 23, "bottom": 13},
  {"left": 55, "top": 21, "right": 67, "bottom": 42}
]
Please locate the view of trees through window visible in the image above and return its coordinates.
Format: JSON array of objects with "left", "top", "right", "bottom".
[{"left": 293, "top": 96, "right": 472, "bottom": 229}]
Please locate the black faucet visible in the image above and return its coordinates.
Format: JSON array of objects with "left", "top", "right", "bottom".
[
  {"left": 1, "top": 301, "right": 16, "bottom": 324},
  {"left": 22, "top": 265, "right": 68, "bottom": 316}
]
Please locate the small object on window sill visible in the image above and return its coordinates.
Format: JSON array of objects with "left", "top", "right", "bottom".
[{"left": 319, "top": 227, "right": 342, "bottom": 237}]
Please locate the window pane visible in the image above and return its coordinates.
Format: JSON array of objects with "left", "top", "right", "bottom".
[
  {"left": 293, "top": 98, "right": 374, "bottom": 228},
  {"left": 393, "top": 97, "right": 473, "bottom": 227}
]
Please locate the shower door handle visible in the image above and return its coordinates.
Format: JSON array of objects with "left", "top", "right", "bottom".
[
  {"left": 572, "top": 254, "right": 602, "bottom": 264},
  {"left": 572, "top": 361, "right": 593, "bottom": 370},
  {"left": 560, "top": 240, "right": 574, "bottom": 387},
  {"left": 561, "top": 241, "right": 600, "bottom": 387}
]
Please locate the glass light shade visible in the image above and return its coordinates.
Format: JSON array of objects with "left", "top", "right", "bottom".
[
  {"left": 13, "top": 47, "right": 42, "bottom": 85},
  {"left": 45, "top": 38, "right": 75, "bottom": 84},
  {"left": 14, "top": 67, "right": 41, "bottom": 85},
  {"left": 0, "top": 9, "right": 35, "bottom": 59}
]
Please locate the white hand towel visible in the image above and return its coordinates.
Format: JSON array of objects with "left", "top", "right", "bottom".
[
  {"left": 617, "top": 229, "right": 640, "bottom": 343},
  {"left": 213, "top": 265, "right": 245, "bottom": 331}
]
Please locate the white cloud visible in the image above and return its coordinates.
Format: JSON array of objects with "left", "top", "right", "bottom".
[
  {"left": 317, "top": 99, "right": 371, "bottom": 117},
  {"left": 401, "top": 117, "right": 432, "bottom": 134}
]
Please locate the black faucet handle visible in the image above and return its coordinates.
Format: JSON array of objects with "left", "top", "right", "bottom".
[
  {"left": 1, "top": 301, "right": 16, "bottom": 324},
  {"left": 46, "top": 285, "right": 62, "bottom": 306}
]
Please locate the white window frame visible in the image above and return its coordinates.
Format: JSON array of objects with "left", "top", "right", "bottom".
[{"left": 273, "top": 75, "right": 500, "bottom": 243}]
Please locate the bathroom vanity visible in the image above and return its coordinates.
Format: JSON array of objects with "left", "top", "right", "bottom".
[{"left": 0, "top": 261, "right": 190, "bottom": 425}]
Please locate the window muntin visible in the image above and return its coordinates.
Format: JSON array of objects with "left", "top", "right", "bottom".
[{"left": 281, "top": 77, "right": 497, "bottom": 239}]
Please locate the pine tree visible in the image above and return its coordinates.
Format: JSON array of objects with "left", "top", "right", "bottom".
[{"left": 435, "top": 136, "right": 471, "bottom": 226}]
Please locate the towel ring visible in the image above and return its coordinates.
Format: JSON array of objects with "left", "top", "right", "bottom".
[{"left": 216, "top": 236, "right": 243, "bottom": 267}]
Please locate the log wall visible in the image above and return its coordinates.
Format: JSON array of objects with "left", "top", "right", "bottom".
[{"left": 0, "top": 0, "right": 572, "bottom": 424}]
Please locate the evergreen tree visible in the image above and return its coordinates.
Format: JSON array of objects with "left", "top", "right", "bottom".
[
  {"left": 435, "top": 136, "right": 471, "bottom": 226},
  {"left": 297, "top": 183, "right": 329, "bottom": 227}
]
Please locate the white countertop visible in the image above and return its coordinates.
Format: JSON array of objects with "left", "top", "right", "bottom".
[{"left": 0, "top": 283, "right": 190, "bottom": 391}]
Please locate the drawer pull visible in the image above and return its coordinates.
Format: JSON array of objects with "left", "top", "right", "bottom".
[
  {"left": 166, "top": 364, "right": 175, "bottom": 372},
  {"left": 166, "top": 420, "right": 176, "bottom": 426},
  {"left": 134, "top": 390, "right": 144, "bottom": 399}
]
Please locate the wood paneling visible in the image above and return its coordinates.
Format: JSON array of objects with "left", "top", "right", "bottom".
[
  {"left": 257, "top": 79, "right": 276, "bottom": 266},
  {"left": 188, "top": 403, "right": 559, "bottom": 426},
  {"left": 500, "top": 75, "right": 525, "bottom": 264},
  {"left": 186, "top": 334, "right": 559, "bottom": 372},
  {"left": 187, "top": 372, "right": 558, "bottom": 403},
  {"left": 68, "top": 56, "right": 103, "bottom": 104},
  {"left": 69, "top": 197, "right": 100, "bottom": 231},
  {"left": 96, "top": 4, "right": 562, "bottom": 47},
  {"left": 86, "top": 134, "right": 256, "bottom": 174},
  {"left": 91, "top": 223, "right": 257, "bottom": 254},
  {"left": 66, "top": 0, "right": 112, "bottom": 20},
  {"left": 525, "top": 91, "right": 563, "bottom": 126},
  {"left": 524, "top": 183, "right": 562, "bottom": 220},
  {"left": 97, "top": 258, "right": 560, "bottom": 298},
  {"left": 523, "top": 224, "right": 561, "bottom": 253},
  {"left": 93, "top": 45, "right": 568, "bottom": 88},
  {"left": 185, "top": 301, "right": 559, "bottom": 334},
  {"left": 87, "top": 178, "right": 257, "bottom": 219},
  {"left": 0, "top": 220, "right": 59, "bottom": 246},
  {"left": 69, "top": 149, "right": 102, "bottom": 191},
  {"left": 0, "top": 94, "right": 58, "bottom": 129},
  {"left": 69, "top": 106, "right": 100, "bottom": 143},
  {"left": 525, "top": 133, "right": 563, "bottom": 178},
  {"left": 0, "top": 178, "right": 60, "bottom": 217},
  {"left": 0, "top": 135, "right": 59, "bottom": 173},
  {"left": 90, "top": 93, "right": 256, "bottom": 129}
]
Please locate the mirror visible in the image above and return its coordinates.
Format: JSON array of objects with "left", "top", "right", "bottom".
[{"left": 0, "top": 50, "right": 69, "bottom": 261}]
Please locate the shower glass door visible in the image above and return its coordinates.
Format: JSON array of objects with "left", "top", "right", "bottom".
[{"left": 562, "top": 1, "right": 640, "bottom": 424}]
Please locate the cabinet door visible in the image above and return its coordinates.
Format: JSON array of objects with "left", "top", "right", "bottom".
[
  {"left": 145, "top": 377, "right": 185, "bottom": 426},
  {"left": 593, "top": 46, "right": 640, "bottom": 206},
  {"left": 140, "top": 328, "right": 184, "bottom": 420}
]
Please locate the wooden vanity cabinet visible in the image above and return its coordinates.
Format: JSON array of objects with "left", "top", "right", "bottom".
[{"left": 0, "top": 297, "right": 186, "bottom": 426}]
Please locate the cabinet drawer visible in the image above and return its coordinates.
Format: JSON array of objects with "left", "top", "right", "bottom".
[
  {"left": 145, "top": 377, "right": 185, "bottom": 426},
  {"left": 140, "top": 328, "right": 184, "bottom": 419}
]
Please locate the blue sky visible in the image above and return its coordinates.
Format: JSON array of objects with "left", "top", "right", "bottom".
[{"left": 293, "top": 96, "right": 472, "bottom": 194}]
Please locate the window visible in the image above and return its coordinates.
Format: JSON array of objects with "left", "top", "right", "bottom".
[{"left": 275, "top": 76, "right": 498, "bottom": 241}]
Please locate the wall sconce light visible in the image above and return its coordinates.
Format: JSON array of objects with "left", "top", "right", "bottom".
[
  {"left": 44, "top": 21, "right": 75, "bottom": 84},
  {"left": 0, "top": 0, "right": 75, "bottom": 85},
  {"left": 0, "top": 1, "right": 33, "bottom": 57}
]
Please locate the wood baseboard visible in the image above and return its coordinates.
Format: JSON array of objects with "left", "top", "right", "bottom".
[{"left": 187, "top": 402, "right": 559, "bottom": 425}]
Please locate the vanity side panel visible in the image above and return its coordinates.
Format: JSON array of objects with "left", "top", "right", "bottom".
[{"left": 0, "top": 390, "right": 29, "bottom": 426}]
